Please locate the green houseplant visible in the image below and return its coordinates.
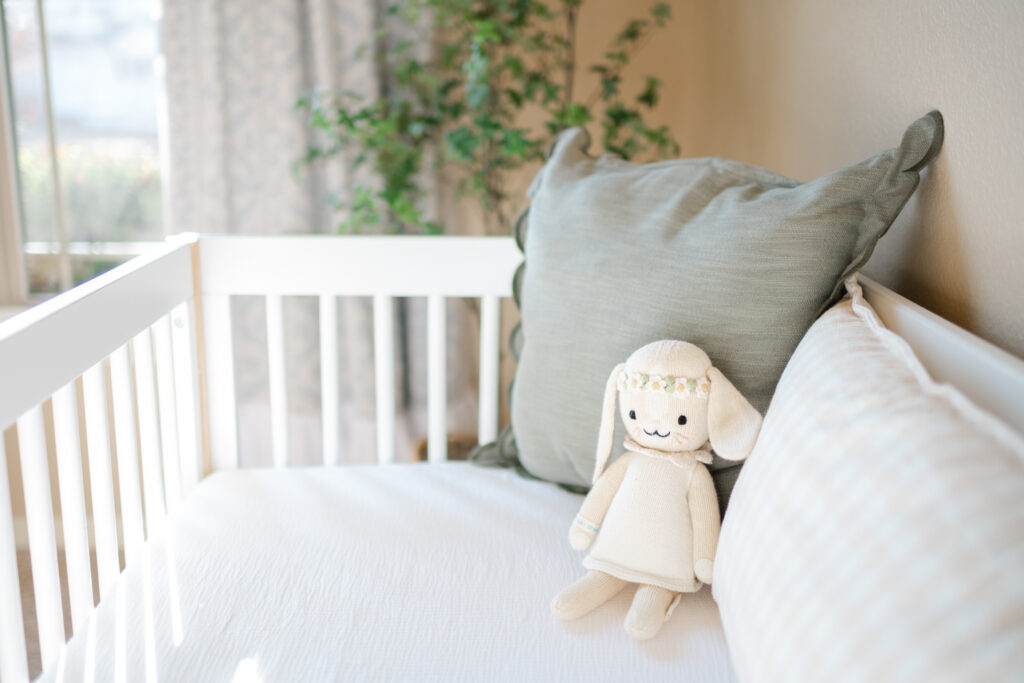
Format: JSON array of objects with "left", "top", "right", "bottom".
[{"left": 298, "top": 0, "right": 679, "bottom": 235}]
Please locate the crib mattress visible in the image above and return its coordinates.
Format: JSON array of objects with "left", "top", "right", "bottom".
[{"left": 43, "top": 463, "right": 735, "bottom": 682}]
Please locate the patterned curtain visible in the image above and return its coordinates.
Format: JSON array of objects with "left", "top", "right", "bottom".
[{"left": 161, "top": 0, "right": 478, "bottom": 466}]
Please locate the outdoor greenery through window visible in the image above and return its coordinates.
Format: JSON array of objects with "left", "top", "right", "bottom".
[{"left": 2, "top": 0, "right": 164, "bottom": 295}]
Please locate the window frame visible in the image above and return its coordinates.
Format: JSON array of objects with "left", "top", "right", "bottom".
[
  {"left": 0, "top": 1, "right": 162, "bottom": 303},
  {"left": 0, "top": 1, "right": 26, "bottom": 306}
]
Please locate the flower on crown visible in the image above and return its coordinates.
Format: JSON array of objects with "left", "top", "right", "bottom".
[
  {"left": 618, "top": 370, "right": 710, "bottom": 399},
  {"left": 618, "top": 371, "right": 647, "bottom": 392}
]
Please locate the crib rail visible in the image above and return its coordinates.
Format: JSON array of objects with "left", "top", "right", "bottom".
[
  {"left": 0, "top": 234, "right": 520, "bottom": 680},
  {"left": 194, "top": 235, "right": 520, "bottom": 469},
  {"left": 0, "top": 239, "right": 195, "bottom": 430},
  {"left": 0, "top": 236, "right": 202, "bottom": 681}
]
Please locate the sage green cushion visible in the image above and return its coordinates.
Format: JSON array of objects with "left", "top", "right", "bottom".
[{"left": 487, "top": 112, "right": 943, "bottom": 507}]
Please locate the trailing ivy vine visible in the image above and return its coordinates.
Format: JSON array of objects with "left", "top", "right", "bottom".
[{"left": 298, "top": 0, "right": 679, "bottom": 235}]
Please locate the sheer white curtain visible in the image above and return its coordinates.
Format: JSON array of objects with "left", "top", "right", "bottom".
[{"left": 161, "top": 0, "right": 477, "bottom": 466}]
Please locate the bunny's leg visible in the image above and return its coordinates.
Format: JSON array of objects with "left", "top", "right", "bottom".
[
  {"left": 551, "top": 570, "right": 628, "bottom": 620},
  {"left": 624, "top": 584, "right": 681, "bottom": 640}
]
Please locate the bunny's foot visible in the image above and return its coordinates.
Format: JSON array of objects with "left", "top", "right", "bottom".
[
  {"left": 624, "top": 584, "right": 681, "bottom": 640},
  {"left": 551, "top": 570, "right": 628, "bottom": 620}
]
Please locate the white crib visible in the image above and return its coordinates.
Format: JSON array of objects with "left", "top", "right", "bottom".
[
  {"left": 3, "top": 234, "right": 1023, "bottom": 682},
  {"left": 1, "top": 234, "right": 534, "bottom": 681}
]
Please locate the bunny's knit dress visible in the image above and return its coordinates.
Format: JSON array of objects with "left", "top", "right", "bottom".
[{"left": 583, "top": 443, "right": 708, "bottom": 593}]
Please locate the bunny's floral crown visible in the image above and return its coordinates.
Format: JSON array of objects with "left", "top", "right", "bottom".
[{"left": 617, "top": 370, "right": 711, "bottom": 398}]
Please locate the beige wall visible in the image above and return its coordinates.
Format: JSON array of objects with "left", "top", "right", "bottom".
[{"left": 575, "top": 0, "right": 1024, "bottom": 358}]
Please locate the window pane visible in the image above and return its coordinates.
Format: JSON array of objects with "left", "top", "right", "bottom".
[
  {"left": 3, "top": 0, "right": 56, "bottom": 244},
  {"left": 3, "top": 0, "right": 164, "bottom": 293}
]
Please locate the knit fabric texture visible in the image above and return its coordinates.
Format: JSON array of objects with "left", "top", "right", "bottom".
[
  {"left": 553, "top": 341, "right": 761, "bottom": 640},
  {"left": 583, "top": 450, "right": 705, "bottom": 593}
]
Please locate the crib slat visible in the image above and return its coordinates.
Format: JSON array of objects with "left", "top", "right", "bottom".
[
  {"left": 319, "top": 295, "right": 339, "bottom": 466},
  {"left": 51, "top": 382, "right": 94, "bottom": 633},
  {"left": 82, "top": 361, "right": 120, "bottom": 598},
  {"left": 0, "top": 240, "right": 194, "bottom": 432},
  {"left": 133, "top": 330, "right": 167, "bottom": 538},
  {"left": 109, "top": 344, "right": 145, "bottom": 567},
  {"left": 203, "top": 294, "right": 238, "bottom": 471},
  {"left": 0, "top": 435, "right": 30, "bottom": 683},
  {"left": 170, "top": 301, "right": 200, "bottom": 495},
  {"left": 427, "top": 295, "right": 447, "bottom": 463},
  {"left": 153, "top": 316, "right": 183, "bottom": 512},
  {"left": 266, "top": 294, "right": 289, "bottom": 468},
  {"left": 478, "top": 296, "right": 500, "bottom": 445},
  {"left": 373, "top": 295, "right": 395, "bottom": 464},
  {"left": 17, "top": 405, "right": 65, "bottom": 670}
]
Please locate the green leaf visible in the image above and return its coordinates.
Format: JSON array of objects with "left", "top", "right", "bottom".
[
  {"left": 616, "top": 19, "right": 647, "bottom": 45},
  {"left": 604, "top": 50, "right": 627, "bottom": 64},
  {"left": 439, "top": 43, "right": 461, "bottom": 68},
  {"left": 445, "top": 126, "right": 482, "bottom": 161},
  {"left": 637, "top": 76, "right": 660, "bottom": 108},
  {"left": 523, "top": 70, "right": 546, "bottom": 101},
  {"left": 500, "top": 128, "right": 531, "bottom": 157},
  {"left": 472, "top": 19, "right": 501, "bottom": 44},
  {"left": 531, "top": 1, "right": 555, "bottom": 19},
  {"left": 503, "top": 56, "right": 525, "bottom": 78},
  {"left": 541, "top": 81, "right": 560, "bottom": 105},
  {"left": 555, "top": 103, "right": 592, "bottom": 128},
  {"left": 504, "top": 88, "right": 524, "bottom": 108},
  {"left": 651, "top": 2, "right": 671, "bottom": 26},
  {"left": 390, "top": 40, "right": 414, "bottom": 56},
  {"left": 601, "top": 74, "right": 621, "bottom": 100}
]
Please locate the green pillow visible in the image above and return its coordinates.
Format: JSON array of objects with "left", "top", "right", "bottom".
[{"left": 476, "top": 111, "right": 943, "bottom": 508}]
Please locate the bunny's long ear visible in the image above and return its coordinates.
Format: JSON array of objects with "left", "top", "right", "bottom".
[
  {"left": 707, "top": 367, "right": 763, "bottom": 461},
  {"left": 592, "top": 363, "right": 625, "bottom": 484}
]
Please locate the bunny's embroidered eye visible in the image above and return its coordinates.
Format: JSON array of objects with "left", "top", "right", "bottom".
[
  {"left": 628, "top": 410, "right": 636, "bottom": 420},
  {"left": 678, "top": 415, "right": 687, "bottom": 425}
]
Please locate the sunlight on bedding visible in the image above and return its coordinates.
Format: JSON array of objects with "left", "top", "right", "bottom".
[
  {"left": 38, "top": 464, "right": 735, "bottom": 681},
  {"left": 229, "top": 657, "right": 263, "bottom": 683},
  {"left": 51, "top": 527, "right": 187, "bottom": 683}
]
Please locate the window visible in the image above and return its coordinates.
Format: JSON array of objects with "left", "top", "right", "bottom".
[{"left": 0, "top": 0, "right": 165, "bottom": 301}]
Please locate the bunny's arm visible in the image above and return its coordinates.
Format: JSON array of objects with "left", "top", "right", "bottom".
[
  {"left": 688, "top": 462, "right": 721, "bottom": 584},
  {"left": 569, "top": 453, "right": 630, "bottom": 550}
]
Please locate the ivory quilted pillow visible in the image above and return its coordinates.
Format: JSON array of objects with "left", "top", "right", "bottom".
[
  {"left": 486, "top": 112, "right": 944, "bottom": 507},
  {"left": 714, "top": 278, "right": 1024, "bottom": 682}
]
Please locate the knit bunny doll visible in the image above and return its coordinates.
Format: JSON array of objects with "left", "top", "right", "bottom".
[{"left": 551, "top": 340, "right": 763, "bottom": 640}]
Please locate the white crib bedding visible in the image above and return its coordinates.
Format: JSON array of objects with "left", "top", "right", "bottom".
[{"left": 42, "top": 463, "right": 735, "bottom": 682}]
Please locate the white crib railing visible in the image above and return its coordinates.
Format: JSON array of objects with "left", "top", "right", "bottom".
[{"left": 0, "top": 234, "right": 521, "bottom": 682}]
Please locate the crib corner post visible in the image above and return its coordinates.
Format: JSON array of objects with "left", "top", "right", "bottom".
[{"left": 190, "top": 237, "right": 239, "bottom": 475}]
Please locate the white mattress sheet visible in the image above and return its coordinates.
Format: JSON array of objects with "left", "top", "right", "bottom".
[{"left": 43, "top": 463, "right": 735, "bottom": 682}]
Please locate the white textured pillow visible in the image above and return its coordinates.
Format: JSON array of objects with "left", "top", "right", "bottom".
[{"left": 714, "top": 277, "right": 1024, "bottom": 682}]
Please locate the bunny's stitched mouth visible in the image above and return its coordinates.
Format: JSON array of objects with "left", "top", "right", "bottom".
[{"left": 643, "top": 428, "right": 670, "bottom": 438}]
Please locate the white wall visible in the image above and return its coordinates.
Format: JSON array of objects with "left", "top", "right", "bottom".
[{"left": 577, "top": 0, "right": 1024, "bottom": 357}]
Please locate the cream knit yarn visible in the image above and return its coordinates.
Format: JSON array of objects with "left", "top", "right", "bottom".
[{"left": 552, "top": 340, "right": 762, "bottom": 640}]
